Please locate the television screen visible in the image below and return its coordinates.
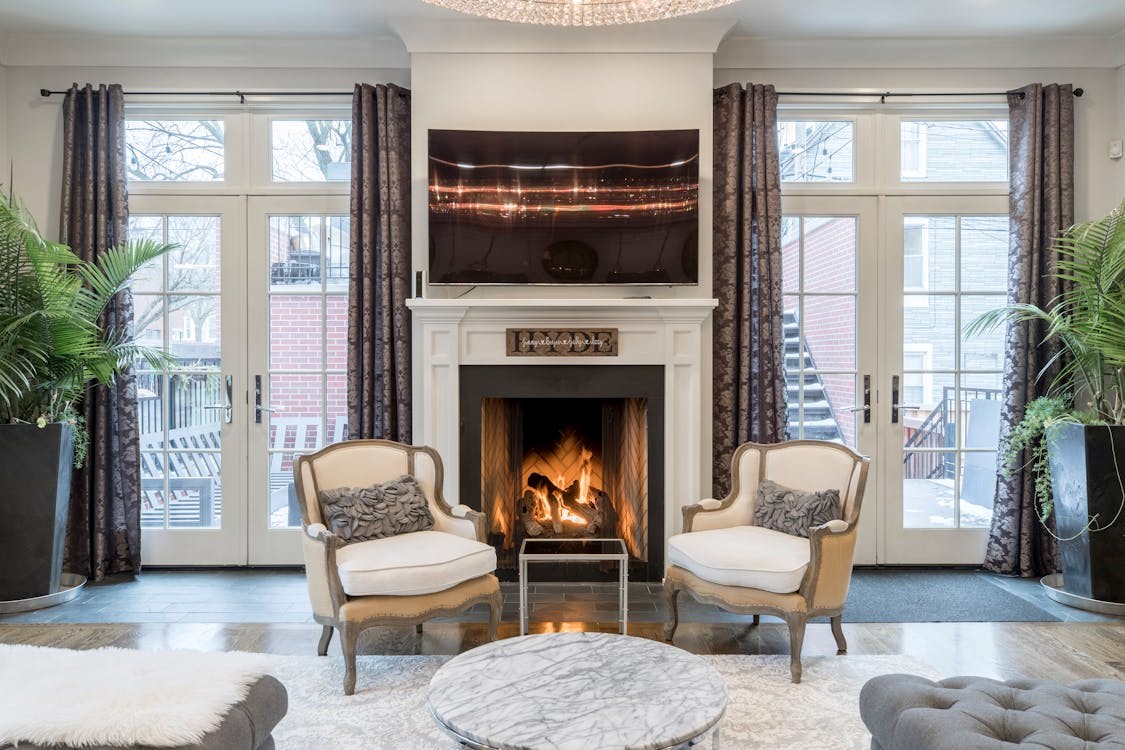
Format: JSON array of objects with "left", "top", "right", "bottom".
[{"left": 428, "top": 129, "right": 699, "bottom": 285}]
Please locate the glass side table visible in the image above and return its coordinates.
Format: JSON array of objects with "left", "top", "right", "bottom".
[{"left": 518, "top": 537, "right": 629, "bottom": 636}]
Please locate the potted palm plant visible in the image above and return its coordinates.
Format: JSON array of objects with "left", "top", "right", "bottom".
[
  {"left": 968, "top": 198, "right": 1125, "bottom": 605},
  {"left": 0, "top": 191, "right": 174, "bottom": 601}
]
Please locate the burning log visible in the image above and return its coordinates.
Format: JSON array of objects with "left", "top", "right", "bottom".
[{"left": 521, "top": 472, "right": 612, "bottom": 539}]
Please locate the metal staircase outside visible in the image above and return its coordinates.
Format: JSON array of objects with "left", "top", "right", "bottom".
[{"left": 783, "top": 310, "right": 844, "bottom": 443}]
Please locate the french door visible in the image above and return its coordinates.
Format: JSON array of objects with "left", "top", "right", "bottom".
[
  {"left": 132, "top": 195, "right": 248, "bottom": 565},
  {"left": 135, "top": 195, "right": 347, "bottom": 565},
  {"left": 880, "top": 196, "right": 1009, "bottom": 563},
  {"left": 780, "top": 196, "right": 879, "bottom": 564},
  {"left": 246, "top": 196, "right": 350, "bottom": 564}
]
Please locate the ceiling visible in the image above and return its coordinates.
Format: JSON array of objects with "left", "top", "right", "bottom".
[{"left": 0, "top": 0, "right": 1123, "bottom": 41}]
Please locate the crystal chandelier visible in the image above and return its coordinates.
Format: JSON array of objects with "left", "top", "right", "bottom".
[{"left": 421, "top": 0, "right": 739, "bottom": 26}]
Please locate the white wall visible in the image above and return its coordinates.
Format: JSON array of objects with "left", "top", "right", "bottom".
[
  {"left": 3, "top": 65, "right": 409, "bottom": 238},
  {"left": 1117, "top": 64, "right": 1125, "bottom": 202},
  {"left": 0, "top": 64, "right": 8, "bottom": 193},
  {"left": 715, "top": 66, "right": 1124, "bottom": 221}
]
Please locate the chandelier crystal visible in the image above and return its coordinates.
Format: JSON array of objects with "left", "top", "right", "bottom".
[{"left": 421, "top": 0, "right": 739, "bottom": 26}]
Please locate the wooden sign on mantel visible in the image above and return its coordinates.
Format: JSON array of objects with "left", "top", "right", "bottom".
[{"left": 506, "top": 328, "right": 619, "bottom": 357}]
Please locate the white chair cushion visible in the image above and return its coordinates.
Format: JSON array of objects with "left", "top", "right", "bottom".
[
  {"left": 667, "top": 525, "right": 811, "bottom": 594},
  {"left": 335, "top": 530, "right": 497, "bottom": 597}
]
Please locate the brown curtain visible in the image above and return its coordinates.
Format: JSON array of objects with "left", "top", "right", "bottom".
[
  {"left": 347, "top": 83, "right": 412, "bottom": 442},
  {"left": 985, "top": 83, "right": 1075, "bottom": 577},
  {"left": 711, "top": 83, "right": 788, "bottom": 498},
  {"left": 59, "top": 83, "right": 142, "bottom": 580}
]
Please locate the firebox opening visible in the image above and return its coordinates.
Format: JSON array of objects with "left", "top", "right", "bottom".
[{"left": 480, "top": 396, "right": 649, "bottom": 575}]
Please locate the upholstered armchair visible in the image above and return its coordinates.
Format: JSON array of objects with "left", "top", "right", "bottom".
[
  {"left": 664, "top": 440, "right": 870, "bottom": 683},
  {"left": 294, "top": 439, "right": 502, "bottom": 695}
]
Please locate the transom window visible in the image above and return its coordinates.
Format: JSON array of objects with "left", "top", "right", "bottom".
[{"left": 126, "top": 120, "right": 225, "bottom": 182}]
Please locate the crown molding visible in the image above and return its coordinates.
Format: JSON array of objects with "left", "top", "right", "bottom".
[
  {"left": 392, "top": 18, "right": 735, "bottom": 53},
  {"left": 0, "top": 33, "right": 410, "bottom": 69},
  {"left": 716, "top": 35, "right": 1120, "bottom": 70}
]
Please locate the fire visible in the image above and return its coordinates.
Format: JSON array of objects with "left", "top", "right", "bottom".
[{"left": 527, "top": 447, "right": 597, "bottom": 528}]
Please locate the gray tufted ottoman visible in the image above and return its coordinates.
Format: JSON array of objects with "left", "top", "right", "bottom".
[{"left": 860, "top": 674, "right": 1125, "bottom": 749}]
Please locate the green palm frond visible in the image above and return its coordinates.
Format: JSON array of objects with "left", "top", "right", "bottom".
[
  {"left": 0, "top": 188, "right": 177, "bottom": 446},
  {"left": 968, "top": 197, "right": 1125, "bottom": 424}
]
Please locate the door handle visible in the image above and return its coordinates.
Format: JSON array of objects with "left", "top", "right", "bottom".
[
  {"left": 842, "top": 375, "right": 872, "bottom": 423},
  {"left": 203, "top": 374, "right": 234, "bottom": 424},
  {"left": 254, "top": 375, "right": 282, "bottom": 423},
  {"left": 890, "top": 375, "right": 921, "bottom": 423}
]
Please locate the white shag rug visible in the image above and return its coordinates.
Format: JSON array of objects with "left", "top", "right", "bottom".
[
  {"left": 0, "top": 644, "right": 270, "bottom": 747},
  {"left": 268, "top": 653, "right": 941, "bottom": 749}
]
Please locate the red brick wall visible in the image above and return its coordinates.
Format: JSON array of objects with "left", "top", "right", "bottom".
[{"left": 783, "top": 217, "right": 858, "bottom": 446}]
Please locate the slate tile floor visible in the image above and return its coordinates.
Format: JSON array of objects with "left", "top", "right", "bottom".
[{"left": 0, "top": 568, "right": 1115, "bottom": 625}]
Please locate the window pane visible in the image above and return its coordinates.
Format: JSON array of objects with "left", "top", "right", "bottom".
[
  {"left": 802, "top": 295, "right": 856, "bottom": 371},
  {"left": 167, "top": 296, "right": 221, "bottom": 362},
  {"left": 961, "top": 295, "right": 1006, "bottom": 370},
  {"left": 167, "top": 216, "right": 221, "bottom": 292},
  {"left": 270, "top": 295, "right": 323, "bottom": 370},
  {"left": 778, "top": 120, "right": 854, "bottom": 183},
  {"left": 905, "top": 216, "right": 955, "bottom": 292},
  {"left": 126, "top": 120, "right": 224, "bottom": 182},
  {"left": 270, "top": 216, "right": 324, "bottom": 288},
  {"left": 128, "top": 216, "right": 164, "bottom": 294},
  {"left": 900, "top": 120, "right": 1008, "bottom": 182},
  {"left": 271, "top": 120, "right": 352, "bottom": 182},
  {"left": 960, "top": 216, "right": 1008, "bottom": 291},
  {"left": 904, "top": 295, "right": 956, "bottom": 370},
  {"left": 802, "top": 217, "right": 856, "bottom": 292},
  {"left": 781, "top": 217, "right": 800, "bottom": 293}
]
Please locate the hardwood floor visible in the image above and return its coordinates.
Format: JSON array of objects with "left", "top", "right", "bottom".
[{"left": 2, "top": 620, "right": 1122, "bottom": 684}]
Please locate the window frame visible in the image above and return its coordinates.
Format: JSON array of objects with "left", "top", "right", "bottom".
[{"left": 125, "top": 103, "right": 353, "bottom": 198}]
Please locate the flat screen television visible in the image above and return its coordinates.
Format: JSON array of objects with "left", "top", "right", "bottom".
[{"left": 428, "top": 129, "right": 699, "bottom": 285}]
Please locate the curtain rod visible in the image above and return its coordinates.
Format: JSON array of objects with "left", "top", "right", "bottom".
[
  {"left": 776, "top": 88, "right": 1084, "bottom": 101},
  {"left": 39, "top": 89, "right": 352, "bottom": 103},
  {"left": 40, "top": 87, "right": 1086, "bottom": 103}
]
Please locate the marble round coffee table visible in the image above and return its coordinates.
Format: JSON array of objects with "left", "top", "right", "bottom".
[{"left": 428, "top": 631, "right": 727, "bottom": 749}]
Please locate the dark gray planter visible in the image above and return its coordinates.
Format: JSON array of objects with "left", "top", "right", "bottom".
[
  {"left": 1047, "top": 421, "right": 1125, "bottom": 604},
  {"left": 0, "top": 422, "right": 74, "bottom": 600}
]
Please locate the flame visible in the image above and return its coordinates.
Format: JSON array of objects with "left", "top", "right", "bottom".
[{"left": 526, "top": 446, "right": 597, "bottom": 528}]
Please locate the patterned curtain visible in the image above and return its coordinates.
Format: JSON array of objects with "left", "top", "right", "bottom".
[
  {"left": 347, "top": 83, "right": 412, "bottom": 442},
  {"left": 985, "top": 83, "right": 1075, "bottom": 577},
  {"left": 59, "top": 83, "right": 142, "bottom": 580},
  {"left": 711, "top": 83, "right": 788, "bottom": 498}
]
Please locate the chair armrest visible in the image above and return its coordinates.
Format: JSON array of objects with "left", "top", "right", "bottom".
[
  {"left": 431, "top": 501, "right": 489, "bottom": 543},
  {"left": 301, "top": 524, "right": 347, "bottom": 618},
  {"left": 683, "top": 497, "right": 750, "bottom": 533},
  {"left": 800, "top": 520, "right": 859, "bottom": 611}
]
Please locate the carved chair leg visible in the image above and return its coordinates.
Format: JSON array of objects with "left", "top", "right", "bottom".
[
  {"left": 786, "top": 614, "right": 807, "bottom": 684},
  {"left": 317, "top": 624, "right": 334, "bottom": 656},
  {"left": 487, "top": 590, "right": 502, "bottom": 642},
  {"left": 341, "top": 622, "right": 359, "bottom": 696},
  {"left": 663, "top": 580, "right": 680, "bottom": 641},
  {"left": 830, "top": 615, "right": 847, "bottom": 655},
  {"left": 416, "top": 623, "right": 424, "bottom": 635}
]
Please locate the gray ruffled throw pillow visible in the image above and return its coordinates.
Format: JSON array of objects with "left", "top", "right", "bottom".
[
  {"left": 318, "top": 475, "right": 434, "bottom": 544},
  {"left": 752, "top": 479, "right": 841, "bottom": 538}
]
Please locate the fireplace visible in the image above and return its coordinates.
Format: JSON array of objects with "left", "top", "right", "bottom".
[{"left": 460, "top": 365, "right": 664, "bottom": 581}]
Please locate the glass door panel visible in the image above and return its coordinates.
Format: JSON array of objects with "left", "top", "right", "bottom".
[
  {"left": 883, "top": 197, "right": 1008, "bottom": 562},
  {"left": 248, "top": 197, "right": 349, "bottom": 564},
  {"left": 779, "top": 197, "right": 878, "bottom": 563},
  {"left": 131, "top": 197, "right": 247, "bottom": 565}
]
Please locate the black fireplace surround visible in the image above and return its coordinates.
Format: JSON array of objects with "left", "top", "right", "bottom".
[{"left": 459, "top": 365, "right": 665, "bottom": 581}]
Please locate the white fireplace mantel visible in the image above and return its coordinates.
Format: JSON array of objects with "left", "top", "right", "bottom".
[{"left": 407, "top": 297, "right": 718, "bottom": 542}]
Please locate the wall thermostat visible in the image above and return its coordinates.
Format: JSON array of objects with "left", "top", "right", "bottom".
[{"left": 1110, "top": 139, "right": 1124, "bottom": 160}]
